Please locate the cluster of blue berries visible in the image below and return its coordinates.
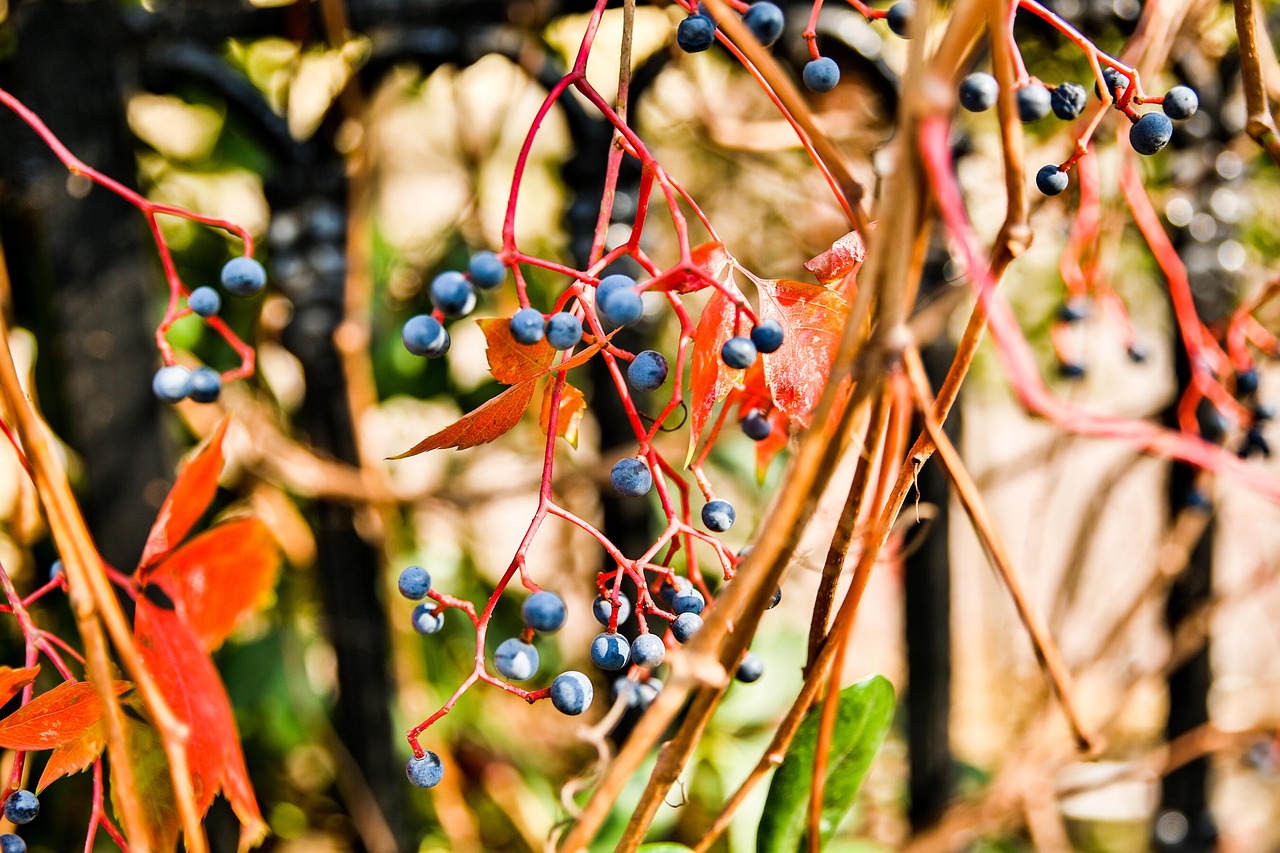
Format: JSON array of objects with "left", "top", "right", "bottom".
[
  {"left": 152, "top": 256, "right": 268, "bottom": 405},
  {"left": 402, "top": 251, "right": 508, "bottom": 359},
  {"left": 803, "top": 2, "right": 915, "bottom": 94},
  {"left": 677, "top": 2, "right": 785, "bottom": 55},
  {"left": 0, "top": 789, "right": 39, "bottom": 853}
]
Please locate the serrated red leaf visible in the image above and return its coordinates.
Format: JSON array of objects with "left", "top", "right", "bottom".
[
  {"left": 393, "top": 378, "right": 539, "bottom": 458},
  {"left": 149, "top": 518, "right": 281, "bottom": 652},
  {"left": 479, "top": 318, "right": 556, "bottom": 384},
  {"left": 0, "top": 666, "right": 39, "bottom": 708},
  {"left": 757, "top": 279, "right": 848, "bottom": 428},
  {"left": 0, "top": 680, "right": 128, "bottom": 750},
  {"left": 648, "top": 242, "right": 730, "bottom": 293},
  {"left": 135, "top": 599, "right": 267, "bottom": 848},
  {"left": 689, "top": 288, "right": 740, "bottom": 455},
  {"left": 540, "top": 379, "right": 587, "bottom": 449},
  {"left": 110, "top": 714, "right": 180, "bottom": 853},
  {"left": 140, "top": 419, "right": 231, "bottom": 569},
  {"left": 805, "top": 230, "right": 866, "bottom": 285},
  {"left": 37, "top": 717, "right": 105, "bottom": 792}
]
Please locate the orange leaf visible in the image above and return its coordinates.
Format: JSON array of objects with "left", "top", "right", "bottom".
[
  {"left": 688, "top": 288, "right": 740, "bottom": 458},
  {"left": 37, "top": 718, "right": 105, "bottom": 792},
  {"left": 149, "top": 518, "right": 281, "bottom": 651},
  {"left": 480, "top": 319, "right": 556, "bottom": 384},
  {"left": 110, "top": 714, "right": 180, "bottom": 853},
  {"left": 804, "top": 230, "right": 865, "bottom": 286},
  {"left": 393, "top": 378, "right": 539, "bottom": 458},
  {"left": 0, "top": 680, "right": 129, "bottom": 750},
  {"left": 648, "top": 241, "right": 730, "bottom": 293},
  {"left": 757, "top": 279, "right": 848, "bottom": 428},
  {"left": 135, "top": 599, "right": 267, "bottom": 847},
  {"left": 140, "top": 419, "right": 231, "bottom": 569},
  {"left": 0, "top": 666, "right": 39, "bottom": 708},
  {"left": 540, "top": 380, "right": 587, "bottom": 449}
]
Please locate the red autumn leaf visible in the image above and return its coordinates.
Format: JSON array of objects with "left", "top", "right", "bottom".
[
  {"left": 479, "top": 318, "right": 556, "bottom": 384},
  {"left": 540, "top": 379, "right": 587, "bottom": 449},
  {"left": 148, "top": 518, "right": 281, "bottom": 652},
  {"left": 110, "top": 714, "right": 180, "bottom": 853},
  {"left": 648, "top": 241, "right": 730, "bottom": 293},
  {"left": 139, "top": 419, "right": 231, "bottom": 570},
  {"left": 0, "top": 666, "right": 39, "bottom": 708},
  {"left": 757, "top": 279, "right": 848, "bottom": 428},
  {"left": 0, "top": 680, "right": 129, "bottom": 750},
  {"left": 804, "top": 230, "right": 865, "bottom": 286},
  {"left": 725, "top": 360, "right": 771, "bottom": 414},
  {"left": 688, "top": 288, "right": 741, "bottom": 457},
  {"left": 135, "top": 599, "right": 267, "bottom": 848},
  {"left": 393, "top": 378, "right": 539, "bottom": 458},
  {"left": 37, "top": 717, "right": 105, "bottom": 792}
]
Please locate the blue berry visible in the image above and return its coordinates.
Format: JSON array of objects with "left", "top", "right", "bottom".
[
  {"left": 611, "top": 457, "right": 653, "bottom": 497},
  {"left": 590, "top": 632, "right": 630, "bottom": 670},
  {"left": 152, "top": 366, "right": 192, "bottom": 404},
  {"left": 1036, "top": 165, "right": 1069, "bottom": 196},
  {"left": 187, "top": 367, "right": 222, "bottom": 404},
  {"left": 803, "top": 57, "right": 840, "bottom": 93},
  {"left": 599, "top": 286, "right": 644, "bottom": 327},
  {"left": 50, "top": 560, "right": 63, "bottom": 580},
  {"left": 1130, "top": 112, "right": 1173, "bottom": 155},
  {"left": 630, "top": 633, "right": 666, "bottom": 668},
  {"left": 1236, "top": 368, "right": 1260, "bottom": 395},
  {"left": 596, "top": 273, "right": 637, "bottom": 302},
  {"left": 1058, "top": 298, "right": 1089, "bottom": 323},
  {"left": 744, "top": 2, "right": 785, "bottom": 46},
  {"left": 467, "top": 251, "right": 506, "bottom": 289},
  {"left": 612, "top": 677, "right": 643, "bottom": 707},
  {"left": 411, "top": 603, "right": 444, "bottom": 635},
  {"left": 672, "top": 612, "right": 703, "bottom": 644},
  {"left": 592, "top": 593, "right": 631, "bottom": 627},
  {"left": 406, "top": 752, "right": 444, "bottom": 788},
  {"left": 750, "top": 319, "right": 784, "bottom": 353},
  {"left": 430, "top": 271, "right": 476, "bottom": 318},
  {"left": 1016, "top": 86, "right": 1051, "bottom": 122},
  {"left": 402, "top": 315, "right": 450, "bottom": 358},
  {"left": 721, "top": 337, "right": 757, "bottom": 369},
  {"left": 1162, "top": 86, "right": 1198, "bottom": 120},
  {"left": 510, "top": 308, "right": 546, "bottom": 345},
  {"left": 1095, "top": 67, "right": 1125, "bottom": 99},
  {"left": 628, "top": 350, "right": 669, "bottom": 392},
  {"left": 1184, "top": 488, "right": 1212, "bottom": 512},
  {"left": 636, "top": 677, "right": 663, "bottom": 708},
  {"left": 0, "top": 834, "right": 26, "bottom": 853},
  {"left": 658, "top": 576, "right": 692, "bottom": 608},
  {"left": 886, "top": 1, "right": 914, "bottom": 37},
  {"left": 1058, "top": 361, "right": 1086, "bottom": 380},
  {"left": 188, "top": 286, "right": 221, "bottom": 318},
  {"left": 1051, "top": 82, "right": 1087, "bottom": 120},
  {"left": 220, "top": 256, "right": 267, "bottom": 297},
  {"left": 735, "top": 652, "right": 765, "bottom": 683},
  {"left": 701, "top": 499, "right": 736, "bottom": 532},
  {"left": 494, "top": 638, "right": 539, "bottom": 681},
  {"left": 3, "top": 792, "right": 37, "bottom": 826},
  {"left": 959, "top": 73, "right": 998, "bottom": 112},
  {"left": 522, "top": 591, "right": 567, "bottom": 633},
  {"left": 742, "top": 409, "right": 772, "bottom": 441},
  {"left": 550, "top": 671, "right": 594, "bottom": 715},
  {"left": 671, "top": 588, "right": 705, "bottom": 615},
  {"left": 398, "top": 566, "right": 432, "bottom": 599},
  {"left": 677, "top": 14, "right": 716, "bottom": 53},
  {"left": 545, "top": 313, "right": 584, "bottom": 350},
  {"left": 768, "top": 586, "right": 782, "bottom": 608}
]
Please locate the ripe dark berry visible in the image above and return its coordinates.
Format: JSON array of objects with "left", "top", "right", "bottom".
[
  {"left": 550, "top": 671, "right": 594, "bottom": 715},
  {"left": 721, "top": 337, "right": 757, "bottom": 369},
  {"left": 744, "top": 2, "right": 785, "bottom": 46},
  {"left": 742, "top": 409, "right": 772, "bottom": 441},
  {"left": 612, "top": 677, "right": 643, "bottom": 708},
  {"left": 959, "top": 73, "right": 999, "bottom": 112},
  {"left": 411, "top": 603, "right": 444, "bottom": 635},
  {"left": 0, "top": 834, "right": 26, "bottom": 853},
  {"left": 1094, "top": 67, "right": 1126, "bottom": 99},
  {"left": 701, "top": 499, "right": 736, "bottom": 532},
  {"left": 735, "top": 652, "right": 765, "bottom": 683},
  {"left": 510, "top": 308, "right": 546, "bottom": 345},
  {"left": 188, "top": 286, "right": 221, "bottom": 318},
  {"left": 1058, "top": 361, "right": 1086, "bottom": 380},
  {"left": 430, "top": 271, "right": 476, "bottom": 318},
  {"left": 221, "top": 257, "right": 267, "bottom": 297},
  {"left": 599, "top": 285, "right": 645, "bottom": 327},
  {"left": 628, "top": 350, "right": 669, "bottom": 392},
  {"left": 188, "top": 367, "right": 222, "bottom": 404},
  {"left": 1236, "top": 368, "right": 1260, "bottom": 395},
  {"left": 406, "top": 752, "right": 444, "bottom": 788},
  {"left": 750, "top": 319, "right": 784, "bottom": 353},
  {"left": 630, "top": 633, "right": 666, "bottom": 668},
  {"left": 886, "top": 1, "right": 914, "bottom": 37},
  {"left": 522, "top": 591, "right": 567, "bottom": 633},
  {"left": 1127, "top": 343, "right": 1148, "bottom": 363},
  {"left": 636, "top": 677, "right": 663, "bottom": 708},
  {"left": 402, "top": 315, "right": 450, "bottom": 358},
  {"left": 1162, "top": 86, "right": 1198, "bottom": 120},
  {"left": 590, "top": 632, "right": 630, "bottom": 670},
  {"left": 658, "top": 576, "right": 692, "bottom": 608},
  {"left": 1184, "top": 488, "right": 1212, "bottom": 512},
  {"left": 672, "top": 612, "right": 703, "bottom": 643},
  {"left": 1058, "top": 297, "right": 1089, "bottom": 323},
  {"left": 1036, "top": 165, "right": 1069, "bottom": 196},
  {"left": 671, "top": 588, "right": 705, "bottom": 615},
  {"left": 398, "top": 565, "right": 432, "bottom": 599},
  {"left": 1051, "top": 82, "right": 1087, "bottom": 120},
  {"left": 1130, "top": 112, "right": 1173, "bottom": 155},
  {"left": 494, "top": 638, "right": 539, "bottom": 681},
  {"left": 3, "top": 791, "right": 37, "bottom": 826},
  {"left": 803, "top": 57, "right": 840, "bottom": 93},
  {"left": 597, "top": 273, "right": 637, "bottom": 302},
  {"left": 677, "top": 14, "right": 716, "bottom": 53},
  {"left": 545, "top": 313, "right": 584, "bottom": 350},
  {"left": 152, "top": 365, "right": 192, "bottom": 403},
  {"left": 611, "top": 457, "right": 653, "bottom": 497},
  {"left": 1016, "top": 86, "right": 1051, "bottom": 122},
  {"left": 592, "top": 593, "right": 631, "bottom": 627},
  {"left": 768, "top": 585, "right": 782, "bottom": 608},
  {"left": 467, "top": 251, "right": 506, "bottom": 289}
]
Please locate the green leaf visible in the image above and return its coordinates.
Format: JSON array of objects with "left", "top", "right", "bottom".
[
  {"left": 637, "top": 846, "right": 696, "bottom": 852},
  {"left": 756, "top": 675, "right": 895, "bottom": 853}
]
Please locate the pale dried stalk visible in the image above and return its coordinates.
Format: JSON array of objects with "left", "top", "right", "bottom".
[{"left": 1231, "top": 0, "right": 1280, "bottom": 167}]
